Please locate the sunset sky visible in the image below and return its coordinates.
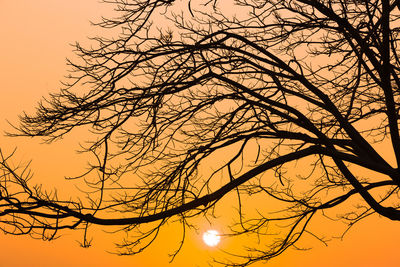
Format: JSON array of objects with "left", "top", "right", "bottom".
[{"left": 1, "top": 1, "right": 400, "bottom": 266}]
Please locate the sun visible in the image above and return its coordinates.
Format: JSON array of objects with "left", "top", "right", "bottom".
[{"left": 202, "top": 230, "right": 221, "bottom": 247}]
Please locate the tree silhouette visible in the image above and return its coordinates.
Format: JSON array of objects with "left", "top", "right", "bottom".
[{"left": 2, "top": 0, "right": 400, "bottom": 265}]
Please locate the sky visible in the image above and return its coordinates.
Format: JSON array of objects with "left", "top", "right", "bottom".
[{"left": 0, "top": 1, "right": 399, "bottom": 266}]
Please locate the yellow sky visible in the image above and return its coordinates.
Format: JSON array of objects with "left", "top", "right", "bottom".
[{"left": 0, "top": 1, "right": 399, "bottom": 266}]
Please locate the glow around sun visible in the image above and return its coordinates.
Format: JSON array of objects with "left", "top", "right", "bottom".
[{"left": 202, "top": 230, "right": 221, "bottom": 247}]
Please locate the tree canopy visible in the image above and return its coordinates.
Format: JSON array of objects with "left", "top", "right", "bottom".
[{"left": 2, "top": 0, "right": 400, "bottom": 265}]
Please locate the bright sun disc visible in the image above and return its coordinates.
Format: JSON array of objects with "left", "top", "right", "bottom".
[{"left": 202, "top": 230, "right": 221, "bottom": 247}]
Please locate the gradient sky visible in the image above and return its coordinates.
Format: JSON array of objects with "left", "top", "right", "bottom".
[{"left": 0, "top": 1, "right": 399, "bottom": 266}]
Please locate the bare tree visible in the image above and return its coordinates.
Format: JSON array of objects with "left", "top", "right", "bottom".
[{"left": 2, "top": 0, "right": 400, "bottom": 265}]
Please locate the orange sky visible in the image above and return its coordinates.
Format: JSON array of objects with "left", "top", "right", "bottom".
[{"left": 0, "top": 1, "right": 399, "bottom": 266}]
